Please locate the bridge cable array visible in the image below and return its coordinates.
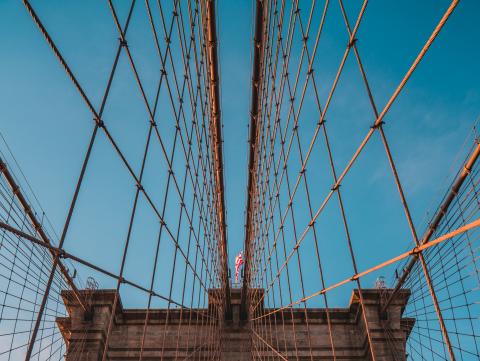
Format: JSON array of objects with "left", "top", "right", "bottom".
[
  {"left": 1, "top": 0, "right": 230, "bottom": 360},
  {"left": 0, "top": 0, "right": 479, "bottom": 360},
  {"left": 242, "top": 0, "right": 479, "bottom": 360}
]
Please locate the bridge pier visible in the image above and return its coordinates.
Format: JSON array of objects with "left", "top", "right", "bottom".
[{"left": 57, "top": 288, "right": 412, "bottom": 360}]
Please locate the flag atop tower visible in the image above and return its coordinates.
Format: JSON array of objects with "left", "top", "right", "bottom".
[{"left": 234, "top": 251, "right": 244, "bottom": 283}]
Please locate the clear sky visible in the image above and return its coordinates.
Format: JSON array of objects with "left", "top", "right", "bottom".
[{"left": 0, "top": 0, "right": 479, "bottom": 309}]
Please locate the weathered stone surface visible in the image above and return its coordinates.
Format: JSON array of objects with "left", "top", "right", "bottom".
[{"left": 57, "top": 288, "right": 412, "bottom": 360}]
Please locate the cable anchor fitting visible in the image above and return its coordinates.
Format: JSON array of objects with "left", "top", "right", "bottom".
[
  {"left": 95, "top": 118, "right": 105, "bottom": 128},
  {"left": 119, "top": 38, "right": 128, "bottom": 47},
  {"left": 347, "top": 38, "right": 358, "bottom": 48},
  {"left": 371, "top": 121, "right": 385, "bottom": 130}
]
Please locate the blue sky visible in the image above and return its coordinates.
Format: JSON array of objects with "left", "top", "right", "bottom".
[{"left": 0, "top": 0, "right": 479, "bottom": 309}]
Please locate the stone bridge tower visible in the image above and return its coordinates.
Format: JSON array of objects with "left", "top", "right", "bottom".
[{"left": 57, "top": 288, "right": 413, "bottom": 360}]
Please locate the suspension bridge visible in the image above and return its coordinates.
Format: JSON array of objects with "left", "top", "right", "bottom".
[{"left": 0, "top": 0, "right": 479, "bottom": 360}]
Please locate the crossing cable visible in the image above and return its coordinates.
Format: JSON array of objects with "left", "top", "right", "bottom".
[
  {"left": 249, "top": 216, "right": 480, "bottom": 322},
  {"left": 248, "top": 2, "right": 476, "bottom": 344},
  {"left": 336, "top": 0, "right": 456, "bottom": 358},
  {"left": 0, "top": 159, "right": 88, "bottom": 361},
  {"left": 393, "top": 140, "right": 480, "bottom": 359},
  {"left": 137, "top": 2, "right": 217, "bottom": 358},
  {"left": 108, "top": 0, "right": 218, "bottom": 292},
  {"left": 250, "top": 1, "right": 340, "bottom": 359},
  {"left": 0, "top": 160, "right": 85, "bottom": 310},
  {"left": 245, "top": 2, "right": 380, "bottom": 358},
  {"left": 249, "top": 0, "right": 369, "bottom": 300},
  {"left": 0, "top": 199, "right": 68, "bottom": 361},
  {"left": 249, "top": 1, "right": 328, "bottom": 359},
  {"left": 248, "top": 0, "right": 460, "bottom": 314},
  {"left": 13, "top": 2, "right": 229, "bottom": 360},
  {"left": 23, "top": 0, "right": 219, "bottom": 299},
  {"left": 101, "top": 1, "right": 226, "bottom": 359},
  {"left": 26, "top": 0, "right": 220, "bottom": 290},
  {"left": 247, "top": 0, "right": 332, "bottom": 358},
  {"left": 250, "top": 1, "right": 291, "bottom": 358},
  {"left": 139, "top": 1, "right": 191, "bottom": 358},
  {"left": 2, "top": 1, "right": 475, "bottom": 360},
  {"left": 0, "top": 221, "right": 207, "bottom": 310},
  {"left": 20, "top": 1, "right": 138, "bottom": 359}
]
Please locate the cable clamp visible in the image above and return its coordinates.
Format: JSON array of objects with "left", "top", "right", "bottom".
[
  {"left": 411, "top": 246, "right": 421, "bottom": 255},
  {"left": 347, "top": 38, "right": 357, "bottom": 48},
  {"left": 371, "top": 121, "right": 384, "bottom": 129},
  {"left": 331, "top": 183, "right": 340, "bottom": 191}
]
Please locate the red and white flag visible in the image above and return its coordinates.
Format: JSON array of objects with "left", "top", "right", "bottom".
[{"left": 234, "top": 252, "right": 244, "bottom": 283}]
